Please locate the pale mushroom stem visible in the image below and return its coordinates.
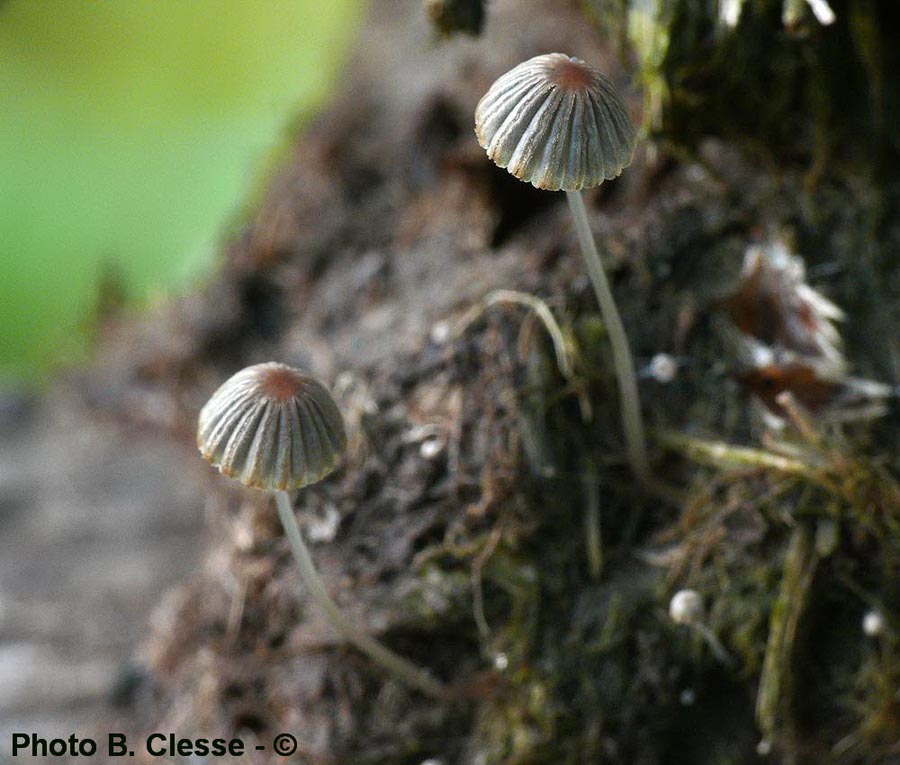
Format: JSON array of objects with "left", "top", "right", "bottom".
[
  {"left": 566, "top": 190, "right": 650, "bottom": 483},
  {"left": 274, "top": 491, "right": 448, "bottom": 699},
  {"left": 693, "top": 622, "right": 734, "bottom": 667}
]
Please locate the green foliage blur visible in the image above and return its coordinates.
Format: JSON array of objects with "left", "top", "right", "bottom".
[{"left": 0, "top": 0, "right": 363, "bottom": 383}]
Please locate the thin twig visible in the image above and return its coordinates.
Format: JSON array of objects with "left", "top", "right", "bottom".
[
  {"left": 454, "top": 289, "right": 576, "bottom": 383},
  {"left": 471, "top": 525, "right": 504, "bottom": 643}
]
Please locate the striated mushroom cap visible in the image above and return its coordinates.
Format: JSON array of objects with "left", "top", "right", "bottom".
[
  {"left": 197, "top": 362, "right": 347, "bottom": 491},
  {"left": 475, "top": 53, "right": 636, "bottom": 192}
]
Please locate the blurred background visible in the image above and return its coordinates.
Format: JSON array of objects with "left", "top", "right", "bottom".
[
  {"left": 0, "top": 0, "right": 363, "bottom": 752},
  {"left": 0, "top": 0, "right": 363, "bottom": 384}
]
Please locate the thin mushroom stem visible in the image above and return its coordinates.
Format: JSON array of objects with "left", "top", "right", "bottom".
[
  {"left": 582, "top": 456, "right": 603, "bottom": 579},
  {"left": 274, "top": 491, "right": 448, "bottom": 699},
  {"left": 693, "top": 623, "right": 735, "bottom": 667},
  {"left": 566, "top": 190, "right": 650, "bottom": 482}
]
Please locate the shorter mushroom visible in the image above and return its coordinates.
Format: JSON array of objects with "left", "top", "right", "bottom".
[
  {"left": 669, "top": 588, "right": 703, "bottom": 625},
  {"left": 669, "top": 589, "right": 733, "bottom": 666},
  {"left": 198, "top": 362, "right": 447, "bottom": 698}
]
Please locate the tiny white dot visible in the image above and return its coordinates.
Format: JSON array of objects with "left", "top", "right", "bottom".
[
  {"left": 863, "top": 610, "right": 884, "bottom": 638},
  {"left": 420, "top": 439, "right": 444, "bottom": 459},
  {"left": 649, "top": 353, "right": 678, "bottom": 384},
  {"left": 430, "top": 321, "right": 451, "bottom": 345}
]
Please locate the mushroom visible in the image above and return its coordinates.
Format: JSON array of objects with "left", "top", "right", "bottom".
[
  {"left": 475, "top": 53, "right": 649, "bottom": 481},
  {"left": 668, "top": 589, "right": 733, "bottom": 666},
  {"left": 197, "top": 362, "right": 447, "bottom": 698},
  {"left": 669, "top": 588, "right": 704, "bottom": 625}
]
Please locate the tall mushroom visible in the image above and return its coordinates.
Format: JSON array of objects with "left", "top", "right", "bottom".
[
  {"left": 197, "top": 362, "right": 447, "bottom": 698},
  {"left": 474, "top": 53, "right": 648, "bottom": 481}
]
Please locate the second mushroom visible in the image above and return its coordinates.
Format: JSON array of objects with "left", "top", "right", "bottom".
[
  {"left": 475, "top": 53, "right": 648, "bottom": 481},
  {"left": 197, "top": 362, "right": 448, "bottom": 699}
]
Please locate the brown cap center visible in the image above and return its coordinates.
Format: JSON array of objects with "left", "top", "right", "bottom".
[
  {"left": 547, "top": 57, "right": 593, "bottom": 91},
  {"left": 259, "top": 366, "right": 307, "bottom": 400}
]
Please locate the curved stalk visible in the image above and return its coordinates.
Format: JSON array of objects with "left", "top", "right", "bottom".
[
  {"left": 582, "top": 456, "right": 603, "bottom": 579},
  {"left": 275, "top": 491, "right": 448, "bottom": 699},
  {"left": 566, "top": 190, "right": 650, "bottom": 483}
]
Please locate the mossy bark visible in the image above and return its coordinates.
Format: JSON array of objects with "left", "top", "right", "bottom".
[{"left": 590, "top": 0, "right": 900, "bottom": 182}]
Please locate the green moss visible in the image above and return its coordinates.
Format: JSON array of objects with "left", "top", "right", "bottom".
[{"left": 586, "top": 0, "right": 900, "bottom": 179}]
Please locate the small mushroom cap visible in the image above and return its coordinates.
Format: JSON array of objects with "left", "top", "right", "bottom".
[
  {"left": 862, "top": 609, "right": 884, "bottom": 638},
  {"left": 669, "top": 589, "right": 704, "bottom": 625},
  {"left": 197, "top": 362, "right": 347, "bottom": 491},
  {"left": 475, "top": 53, "right": 636, "bottom": 192}
]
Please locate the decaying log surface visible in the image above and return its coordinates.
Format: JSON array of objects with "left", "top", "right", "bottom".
[
  {"left": 65, "top": 0, "right": 900, "bottom": 763},
  {"left": 0, "top": 393, "right": 205, "bottom": 755}
]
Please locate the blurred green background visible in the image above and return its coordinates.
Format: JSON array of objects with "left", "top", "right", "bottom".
[{"left": 0, "top": 0, "right": 363, "bottom": 383}]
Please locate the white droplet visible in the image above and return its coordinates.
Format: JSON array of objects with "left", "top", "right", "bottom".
[
  {"left": 304, "top": 506, "right": 341, "bottom": 543},
  {"left": 648, "top": 353, "right": 678, "bottom": 383},
  {"left": 233, "top": 519, "right": 255, "bottom": 552},
  {"left": 805, "top": 0, "right": 835, "bottom": 25},
  {"left": 719, "top": 0, "right": 743, "bottom": 27},
  {"left": 862, "top": 609, "right": 884, "bottom": 638},
  {"left": 420, "top": 438, "right": 444, "bottom": 460},
  {"left": 493, "top": 652, "right": 509, "bottom": 671},
  {"left": 430, "top": 321, "right": 451, "bottom": 345}
]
